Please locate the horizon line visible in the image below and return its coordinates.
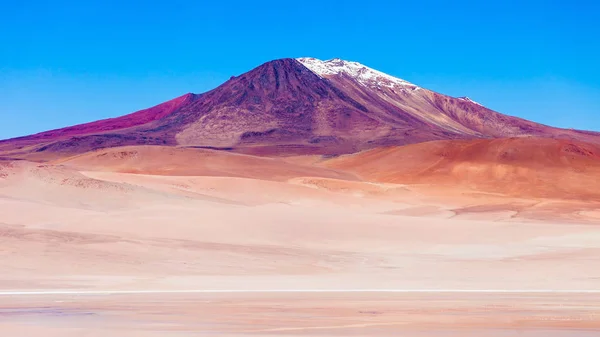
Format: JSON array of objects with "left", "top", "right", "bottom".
[{"left": 2, "top": 289, "right": 600, "bottom": 296}]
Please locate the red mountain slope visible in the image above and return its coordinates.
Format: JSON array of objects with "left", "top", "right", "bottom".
[{"left": 0, "top": 93, "right": 196, "bottom": 159}]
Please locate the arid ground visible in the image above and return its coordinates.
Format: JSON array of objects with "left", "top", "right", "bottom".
[
  {"left": 1, "top": 145, "right": 600, "bottom": 336},
  {"left": 2, "top": 292, "right": 599, "bottom": 336}
]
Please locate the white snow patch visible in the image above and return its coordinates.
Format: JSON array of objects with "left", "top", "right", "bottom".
[
  {"left": 297, "top": 57, "right": 419, "bottom": 90},
  {"left": 457, "top": 96, "right": 484, "bottom": 107}
]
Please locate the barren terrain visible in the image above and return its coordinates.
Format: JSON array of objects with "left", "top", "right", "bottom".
[
  {"left": 2, "top": 292, "right": 599, "bottom": 336},
  {"left": 1, "top": 145, "right": 599, "bottom": 335}
]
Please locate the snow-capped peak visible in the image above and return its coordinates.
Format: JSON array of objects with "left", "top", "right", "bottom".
[
  {"left": 297, "top": 57, "right": 418, "bottom": 89},
  {"left": 457, "top": 96, "right": 484, "bottom": 107}
]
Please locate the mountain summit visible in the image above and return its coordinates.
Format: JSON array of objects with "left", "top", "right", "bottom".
[
  {"left": 297, "top": 57, "right": 419, "bottom": 89},
  {"left": 2, "top": 57, "right": 600, "bottom": 160}
]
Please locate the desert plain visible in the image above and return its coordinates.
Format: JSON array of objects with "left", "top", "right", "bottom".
[{"left": 1, "top": 144, "right": 599, "bottom": 336}]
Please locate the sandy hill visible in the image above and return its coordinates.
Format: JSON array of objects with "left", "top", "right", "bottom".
[
  {"left": 324, "top": 137, "right": 600, "bottom": 200},
  {"left": 52, "top": 145, "right": 357, "bottom": 182}
]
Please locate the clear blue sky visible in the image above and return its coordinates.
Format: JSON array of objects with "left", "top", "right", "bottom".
[{"left": 1, "top": 0, "right": 599, "bottom": 139}]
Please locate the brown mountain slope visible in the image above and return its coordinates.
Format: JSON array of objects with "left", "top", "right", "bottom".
[
  {"left": 324, "top": 137, "right": 600, "bottom": 200},
  {"left": 301, "top": 58, "right": 600, "bottom": 143}
]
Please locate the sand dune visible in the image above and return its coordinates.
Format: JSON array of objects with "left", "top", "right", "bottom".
[
  {"left": 52, "top": 145, "right": 357, "bottom": 182},
  {"left": 2, "top": 154, "right": 600, "bottom": 292},
  {"left": 325, "top": 137, "right": 600, "bottom": 200}
]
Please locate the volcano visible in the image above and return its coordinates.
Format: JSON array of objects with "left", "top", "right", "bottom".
[{"left": 2, "top": 57, "right": 600, "bottom": 160}]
